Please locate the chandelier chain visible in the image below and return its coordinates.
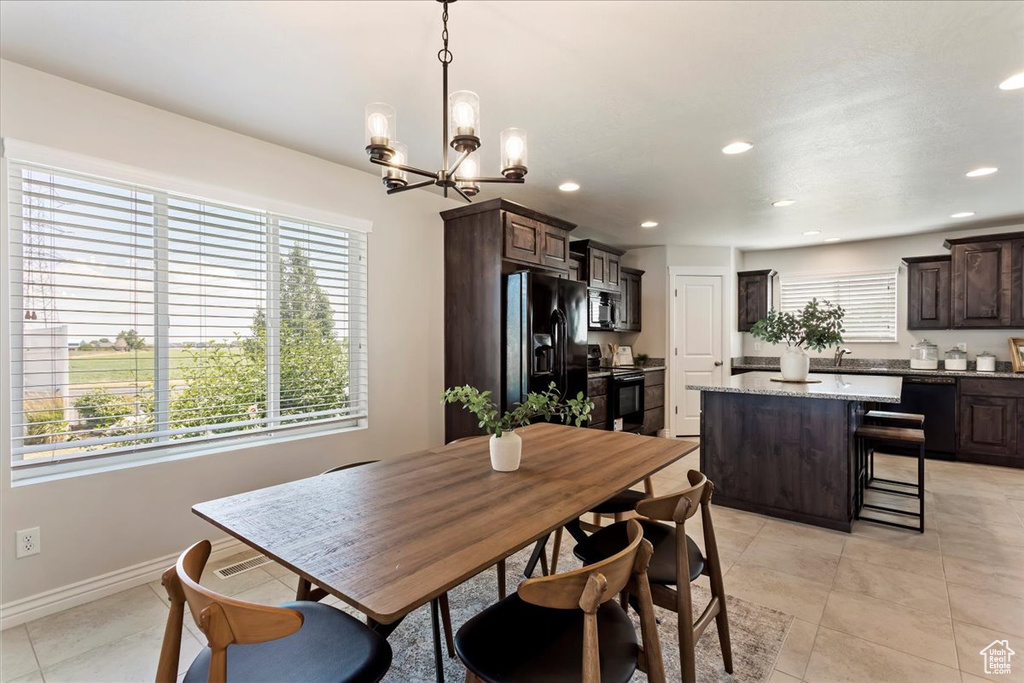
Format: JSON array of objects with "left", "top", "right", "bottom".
[{"left": 438, "top": 0, "right": 453, "bottom": 65}]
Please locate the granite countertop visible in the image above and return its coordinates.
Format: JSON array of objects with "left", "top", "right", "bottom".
[
  {"left": 731, "top": 361, "right": 1020, "bottom": 380},
  {"left": 588, "top": 365, "right": 665, "bottom": 379},
  {"left": 686, "top": 371, "right": 903, "bottom": 403}
]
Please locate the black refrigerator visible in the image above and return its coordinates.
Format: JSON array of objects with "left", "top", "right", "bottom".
[{"left": 505, "top": 271, "right": 588, "bottom": 409}]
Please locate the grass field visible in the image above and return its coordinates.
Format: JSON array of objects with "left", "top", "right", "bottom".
[{"left": 69, "top": 348, "right": 239, "bottom": 385}]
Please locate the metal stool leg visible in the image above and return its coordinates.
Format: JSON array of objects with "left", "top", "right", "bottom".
[{"left": 918, "top": 441, "right": 925, "bottom": 533}]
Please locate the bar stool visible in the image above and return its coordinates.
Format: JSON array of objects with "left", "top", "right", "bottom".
[
  {"left": 855, "top": 424, "right": 926, "bottom": 532},
  {"left": 863, "top": 410, "right": 925, "bottom": 489}
]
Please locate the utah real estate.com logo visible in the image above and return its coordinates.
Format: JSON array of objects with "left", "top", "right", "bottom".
[{"left": 980, "top": 640, "right": 1015, "bottom": 675}]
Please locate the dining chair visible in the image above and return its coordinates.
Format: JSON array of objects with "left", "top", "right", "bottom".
[
  {"left": 156, "top": 540, "right": 392, "bottom": 683},
  {"left": 455, "top": 519, "right": 666, "bottom": 683},
  {"left": 572, "top": 470, "right": 732, "bottom": 683}
]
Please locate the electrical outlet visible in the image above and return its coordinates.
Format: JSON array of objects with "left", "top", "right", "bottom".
[{"left": 16, "top": 527, "right": 40, "bottom": 558}]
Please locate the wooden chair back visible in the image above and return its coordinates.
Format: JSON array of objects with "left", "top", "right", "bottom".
[
  {"left": 635, "top": 469, "right": 708, "bottom": 524},
  {"left": 156, "top": 540, "right": 304, "bottom": 683}
]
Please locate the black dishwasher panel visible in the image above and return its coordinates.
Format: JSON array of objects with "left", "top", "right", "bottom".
[{"left": 894, "top": 376, "right": 957, "bottom": 455}]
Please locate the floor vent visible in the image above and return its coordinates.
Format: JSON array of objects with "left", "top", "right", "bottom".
[{"left": 214, "top": 555, "right": 272, "bottom": 579}]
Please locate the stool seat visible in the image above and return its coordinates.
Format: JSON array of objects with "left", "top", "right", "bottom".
[
  {"left": 865, "top": 410, "right": 925, "bottom": 425},
  {"left": 855, "top": 425, "right": 925, "bottom": 444}
]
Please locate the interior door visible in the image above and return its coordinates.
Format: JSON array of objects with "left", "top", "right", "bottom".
[{"left": 672, "top": 275, "right": 723, "bottom": 436}]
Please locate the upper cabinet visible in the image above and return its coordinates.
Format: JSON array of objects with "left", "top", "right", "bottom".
[
  {"left": 618, "top": 267, "right": 644, "bottom": 332},
  {"left": 737, "top": 269, "right": 775, "bottom": 332},
  {"left": 903, "top": 255, "right": 951, "bottom": 330},
  {"left": 944, "top": 232, "right": 1024, "bottom": 329},
  {"left": 502, "top": 210, "right": 573, "bottom": 273},
  {"left": 570, "top": 239, "right": 624, "bottom": 293}
]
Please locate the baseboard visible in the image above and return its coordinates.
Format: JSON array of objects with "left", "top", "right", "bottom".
[{"left": 0, "top": 537, "right": 246, "bottom": 630}]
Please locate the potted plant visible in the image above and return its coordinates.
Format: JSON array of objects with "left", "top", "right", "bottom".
[
  {"left": 441, "top": 382, "right": 594, "bottom": 471},
  {"left": 749, "top": 298, "right": 845, "bottom": 381}
]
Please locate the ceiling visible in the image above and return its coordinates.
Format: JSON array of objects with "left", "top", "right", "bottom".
[{"left": 1, "top": 1, "right": 1022, "bottom": 249}]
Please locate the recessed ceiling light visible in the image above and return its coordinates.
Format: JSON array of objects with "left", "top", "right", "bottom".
[
  {"left": 999, "top": 72, "right": 1024, "bottom": 90},
  {"left": 966, "top": 167, "right": 998, "bottom": 177},
  {"left": 722, "top": 141, "right": 753, "bottom": 155},
  {"left": 772, "top": 199, "right": 796, "bottom": 207},
  {"left": 558, "top": 182, "right": 580, "bottom": 192},
  {"left": 640, "top": 221, "right": 658, "bottom": 228},
  {"left": 802, "top": 230, "right": 821, "bottom": 236},
  {"left": 823, "top": 237, "right": 842, "bottom": 243},
  {"left": 950, "top": 211, "right": 976, "bottom": 218}
]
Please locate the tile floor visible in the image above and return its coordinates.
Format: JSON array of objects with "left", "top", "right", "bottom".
[{"left": 2, "top": 449, "right": 1023, "bottom": 682}]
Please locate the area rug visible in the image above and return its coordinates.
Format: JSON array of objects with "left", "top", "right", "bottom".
[{"left": 350, "top": 536, "right": 794, "bottom": 682}]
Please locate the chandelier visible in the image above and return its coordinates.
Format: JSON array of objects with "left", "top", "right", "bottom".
[{"left": 364, "top": 0, "right": 528, "bottom": 202}]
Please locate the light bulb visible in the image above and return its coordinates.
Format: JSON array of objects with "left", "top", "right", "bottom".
[
  {"left": 504, "top": 135, "right": 525, "bottom": 163},
  {"left": 459, "top": 158, "right": 477, "bottom": 179},
  {"left": 453, "top": 102, "right": 475, "bottom": 128},
  {"left": 391, "top": 147, "right": 405, "bottom": 165},
  {"left": 367, "top": 113, "right": 389, "bottom": 138}
]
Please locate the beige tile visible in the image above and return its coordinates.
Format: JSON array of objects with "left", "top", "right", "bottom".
[
  {"left": 1, "top": 626, "right": 39, "bottom": 683},
  {"left": 688, "top": 523, "right": 755, "bottom": 569},
  {"left": 738, "top": 536, "right": 840, "bottom": 586},
  {"left": 723, "top": 562, "right": 831, "bottom": 623},
  {"left": 775, "top": 618, "right": 817, "bottom": 679},
  {"left": 934, "top": 492, "right": 1023, "bottom": 527},
  {"left": 706, "top": 504, "right": 768, "bottom": 536},
  {"left": 25, "top": 585, "right": 169, "bottom": 668},
  {"left": 6, "top": 672, "right": 44, "bottom": 683},
  {"left": 757, "top": 519, "right": 847, "bottom": 556},
  {"left": 832, "top": 556, "right": 950, "bottom": 617},
  {"left": 804, "top": 626, "right": 960, "bottom": 683},
  {"left": 954, "top": 620, "right": 1024, "bottom": 683},
  {"left": 947, "top": 583, "right": 1024, "bottom": 638},
  {"left": 851, "top": 518, "right": 941, "bottom": 550},
  {"left": 158, "top": 552, "right": 275, "bottom": 599},
  {"left": 232, "top": 577, "right": 301, "bottom": 606},
  {"left": 937, "top": 515, "right": 1024, "bottom": 548},
  {"left": 940, "top": 535, "right": 1024, "bottom": 568},
  {"left": 43, "top": 624, "right": 203, "bottom": 682},
  {"left": 769, "top": 671, "right": 802, "bottom": 683},
  {"left": 819, "top": 589, "right": 958, "bottom": 668},
  {"left": 263, "top": 561, "right": 299, "bottom": 580},
  {"left": 841, "top": 536, "right": 945, "bottom": 579},
  {"left": 943, "top": 553, "right": 1024, "bottom": 600}
]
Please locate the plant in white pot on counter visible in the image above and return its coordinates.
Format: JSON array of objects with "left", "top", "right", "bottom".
[
  {"left": 750, "top": 299, "right": 845, "bottom": 381},
  {"left": 441, "top": 382, "right": 593, "bottom": 472}
]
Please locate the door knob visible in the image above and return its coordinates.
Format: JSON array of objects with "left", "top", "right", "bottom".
[{"left": 714, "top": 361, "right": 723, "bottom": 366}]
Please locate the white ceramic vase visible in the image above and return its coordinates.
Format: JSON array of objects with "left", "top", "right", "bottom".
[
  {"left": 780, "top": 346, "right": 810, "bottom": 381},
  {"left": 489, "top": 432, "right": 522, "bottom": 472}
]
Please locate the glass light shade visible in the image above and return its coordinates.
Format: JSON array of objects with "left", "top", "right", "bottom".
[
  {"left": 449, "top": 90, "right": 480, "bottom": 151},
  {"left": 382, "top": 141, "right": 408, "bottom": 189},
  {"left": 365, "top": 103, "right": 396, "bottom": 156},
  {"left": 500, "top": 128, "right": 528, "bottom": 179},
  {"left": 455, "top": 153, "right": 480, "bottom": 196}
]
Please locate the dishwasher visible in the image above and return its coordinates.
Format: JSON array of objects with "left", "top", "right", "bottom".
[{"left": 892, "top": 375, "right": 958, "bottom": 456}]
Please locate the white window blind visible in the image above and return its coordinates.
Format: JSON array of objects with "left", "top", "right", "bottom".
[
  {"left": 7, "top": 159, "right": 368, "bottom": 470},
  {"left": 779, "top": 269, "right": 898, "bottom": 343}
]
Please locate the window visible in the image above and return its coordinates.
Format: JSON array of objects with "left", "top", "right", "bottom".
[
  {"left": 779, "top": 269, "right": 898, "bottom": 342},
  {"left": 6, "top": 154, "right": 368, "bottom": 474}
]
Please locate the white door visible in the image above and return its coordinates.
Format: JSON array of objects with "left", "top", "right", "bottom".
[{"left": 671, "top": 275, "right": 723, "bottom": 436}]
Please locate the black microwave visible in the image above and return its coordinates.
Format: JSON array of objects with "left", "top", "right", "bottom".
[{"left": 588, "top": 290, "right": 619, "bottom": 330}]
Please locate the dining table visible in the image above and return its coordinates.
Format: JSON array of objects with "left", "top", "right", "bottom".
[{"left": 192, "top": 422, "right": 700, "bottom": 682}]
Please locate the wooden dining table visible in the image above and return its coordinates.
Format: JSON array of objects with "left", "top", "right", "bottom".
[{"left": 192, "top": 422, "right": 699, "bottom": 681}]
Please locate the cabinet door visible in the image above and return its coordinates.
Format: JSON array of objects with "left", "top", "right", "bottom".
[
  {"left": 626, "top": 272, "right": 642, "bottom": 330},
  {"left": 502, "top": 213, "right": 545, "bottom": 266},
  {"left": 540, "top": 226, "right": 570, "bottom": 272},
  {"left": 589, "top": 250, "right": 608, "bottom": 289},
  {"left": 642, "top": 406, "right": 664, "bottom": 436},
  {"left": 737, "top": 272, "right": 771, "bottom": 332},
  {"left": 907, "top": 260, "right": 951, "bottom": 329},
  {"left": 568, "top": 254, "right": 584, "bottom": 282},
  {"left": 1012, "top": 239, "right": 1024, "bottom": 327},
  {"left": 952, "top": 241, "right": 1012, "bottom": 327},
  {"left": 959, "top": 395, "right": 1017, "bottom": 457},
  {"left": 607, "top": 255, "right": 620, "bottom": 289}
]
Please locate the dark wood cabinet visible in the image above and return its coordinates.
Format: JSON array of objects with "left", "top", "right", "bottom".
[
  {"left": 442, "top": 199, "right": 576, "bottom": 441},
  {"left": 642, "top": 370, "right": 665, "bottom": 436},
  {"left": 904, "top": 255, "right": 951, "bottom": 330},
  {"left": 945, "top": 233, "right": 1020, "bottom": 328},
  {"left": 957, "top": 378, "right": 1024, "bottom": 467},
  {"left": 1012, "top": 238, "right": 1024, "bottom": 327},
  {"left": 737, "top": 269, "right": 775, "bottom": 332},
  {"left": 587, "top": 376, "right": 609, "bottom": 429},
  {"left": 571, "top": 239, "right": 624, "bottom": 293},
  {"left": 568, "top": 253, "right": 585, "bottom": 283},
  {"left": 617, "top": 267, "right": 644, "bottom": 332}
]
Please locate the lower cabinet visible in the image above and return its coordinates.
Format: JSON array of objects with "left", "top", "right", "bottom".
[
  {"left": 642, "top": 370, "right": 665, "bottom": 436},
  {"left": 958, "top": 378, "right": 1023, "bottom": 467},
  {"left": 587, "top": 376, "right": 608, "bottom": 429}
]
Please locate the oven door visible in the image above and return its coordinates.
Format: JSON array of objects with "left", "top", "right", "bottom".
[{"left": 610, "top": 373, "right": 645, "bottom": 432}]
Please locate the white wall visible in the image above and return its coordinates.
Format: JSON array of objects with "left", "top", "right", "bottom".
[
  {"left": 740, "top": 224, "right": 1024, "bottom": 362},
  {"left": 0, "top": 61, "right": 459, "bottom": 604}
]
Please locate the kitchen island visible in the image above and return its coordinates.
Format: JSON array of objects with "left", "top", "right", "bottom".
[{"left": 687, "top": 371, "right": 903, "bottom": 531}]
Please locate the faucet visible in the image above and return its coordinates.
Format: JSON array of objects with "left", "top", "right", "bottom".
[{"left": 834, "top": 347, "right": 852, "bottom": 368}]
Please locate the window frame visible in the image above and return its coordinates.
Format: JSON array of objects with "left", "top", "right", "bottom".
[
  {"left": 1, "top": 139, "right": 372, "bottom": 485},
  {"left": 777, "top": 267, "right": 899, "bottom": 344}
]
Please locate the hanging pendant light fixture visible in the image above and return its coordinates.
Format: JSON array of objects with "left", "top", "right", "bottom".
[{"left": 363, "top": 0, "right": 527, "bottom": 202}]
